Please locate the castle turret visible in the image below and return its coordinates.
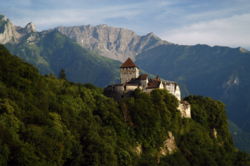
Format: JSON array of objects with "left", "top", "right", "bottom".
[{"left": 120, "top": 58, "right": 139, "bottom": 84}]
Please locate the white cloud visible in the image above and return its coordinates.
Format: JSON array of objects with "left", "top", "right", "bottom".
[
  {"left": 8, "top": 3, "right": 144, "bottom": 30},
  {"left": 162, "top": 13, "right": 250, "bottom": 48}
]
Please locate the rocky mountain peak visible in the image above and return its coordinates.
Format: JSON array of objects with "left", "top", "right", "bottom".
[
  {"left": 25, "top": 22, "right": 36, "bottom": 33},
  {"left": 56, "top": 24, "right": 169, "bottom": 62},
  {"left": 0, "top": 15, "right": 8, "bottom": 22},
  {"left": 145, "top": 32, "right": 158, "bottom": 38},
  {"left": 0, "top": 15, "right": 21, "bottom": 44}
]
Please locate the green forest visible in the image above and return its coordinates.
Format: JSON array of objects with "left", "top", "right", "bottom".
[{"left": 0, "top": 44, "right": 249, "bottom": 166}]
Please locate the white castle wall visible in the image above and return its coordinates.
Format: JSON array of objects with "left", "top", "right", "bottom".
[
  {"left": 163, "top": 82, "right": 181, "bottom": 101},
  {"left": 125, "top": 85, "right": 138, "bottom": 91},
  {"left": 140, "top": 79, "right": 148, "bottom": 88}
]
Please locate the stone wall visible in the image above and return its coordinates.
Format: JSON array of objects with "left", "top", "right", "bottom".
[
  {"left": 120, "top": 67, "right": 139, "bottom": 83},
  {"left": 125, "top": 85, "right": 138, "bottom": 91},
  {"left": 162, "top": 81, "right": 181, "bottom": 101},
  {"left": 140, "top": 79, "right": 148, "bottom": 88}
]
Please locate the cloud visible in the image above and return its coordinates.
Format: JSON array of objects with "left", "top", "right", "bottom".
[
  {"left": 7, "top": 4, "right": 142, "bottom": 30},
  {"left": 162, "top": 13, "right": 250, "bottom": 48}
]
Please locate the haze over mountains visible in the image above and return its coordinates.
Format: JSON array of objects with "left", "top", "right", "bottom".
[{"left": 1, "top": 14, "right": 250, "bottom": 152}]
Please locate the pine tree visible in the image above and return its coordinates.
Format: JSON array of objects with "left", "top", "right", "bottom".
[{"left": 59, "top": 69, "right": 66, "bottom": 80}]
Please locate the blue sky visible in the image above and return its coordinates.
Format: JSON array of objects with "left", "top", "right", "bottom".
[{"left": 1, "top": 0, "right": 250, "bottom": 48}]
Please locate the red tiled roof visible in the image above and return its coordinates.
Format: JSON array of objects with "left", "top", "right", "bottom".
[
  {"left": 138, "top": 74, "right": 148, "bottom": 80},
  {"left": 120, "top": 58, "right": 137, "bottom": 68},
  {"left": 147, "top": 78, "right": 161, "bottom": 89}
]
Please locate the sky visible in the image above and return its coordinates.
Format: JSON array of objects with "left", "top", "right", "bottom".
[{"left": 1, "top": 0, "right": 250, "bottom": 49}]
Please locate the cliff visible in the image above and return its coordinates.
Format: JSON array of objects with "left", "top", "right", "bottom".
[{"left": 0, "top": 15, "right": 37, "bottom": 44}]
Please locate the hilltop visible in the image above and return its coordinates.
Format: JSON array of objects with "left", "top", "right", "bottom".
[{"left": 0, "top": 45, "right": 250, "bottom": 165}]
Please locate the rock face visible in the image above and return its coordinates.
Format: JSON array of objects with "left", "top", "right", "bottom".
[
  {"left": 0, "top": 15, "right": 37, "bottom": 44},
  {"left": 56, "top": 25, "right": 169, "bottom": 62},
  {"left": 159, "top": 131, "right": 177, "bottom": 156},
  {"left": 178, "top": 100, "right": 191, "bottom": 118},
  {"left": 134, "top": 144, "right": 142, "bottom": 156},
  {"left": 0, "top": 15, "right": 22, "bottom": 44},
  {"left": 24, "top": 22, "right": 36, "bottom": 33}
]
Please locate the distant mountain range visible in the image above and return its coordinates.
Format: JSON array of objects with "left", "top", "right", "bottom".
[
  {"left": 1, "top": 14, "right": 250, "bottom": 152},
  {"left": 56, "top": 25, "right": 168, "bottom": 62}
]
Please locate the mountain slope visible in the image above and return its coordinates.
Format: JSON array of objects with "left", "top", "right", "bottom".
[
  {"left": 0, "top": 45, "right": 249, "bottom": 165},
  {"left": 56, "top": 25, "right": 168, "bottom": 62},
  {"left": 0, "top": 15, "right": 120, "bottom": 87},
  {"left": 5, "top": 29, "right": 120, "bottom": 87},
  {"left": 136, "top": 44, "right": 250, "bottom": 132}
]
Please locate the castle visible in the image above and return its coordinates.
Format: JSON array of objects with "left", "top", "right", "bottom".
[{"left": 105, "top": 58, "right": 191, "bottom": 118}]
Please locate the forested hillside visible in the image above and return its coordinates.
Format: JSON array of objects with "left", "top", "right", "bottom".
[
  {"left": 5, "top": 30, "right": 120, "bottom": 87},
  {"left": 0, "top": 45, "right": 249, "bottom": 165},
  {"left": 136, "top": 44, "right": 250, "bottom": 152}
]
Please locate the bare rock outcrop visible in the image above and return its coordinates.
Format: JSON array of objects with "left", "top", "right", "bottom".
[
  {"left": 0, "top": 15, "right": 22, "bottom": 44},
  {"left": 0, "top": 15, "right": 37, "bottom": 44},
  {"left": 56, "top": 24, "right": 169, "bottom": 61},
  {"left": 24, "top": 22, "right": 36, "bottom": 33},
  {"left": 159, "top": 131, "right": 177, "bottom": 156}
]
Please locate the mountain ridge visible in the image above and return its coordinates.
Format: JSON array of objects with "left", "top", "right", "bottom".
[{"left": 56, "top": 24, "right": 169, "bottom": 61}]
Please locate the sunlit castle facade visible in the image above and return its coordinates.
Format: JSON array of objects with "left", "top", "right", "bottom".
[{"left": 105, "top": 58, "right": 191, "bottom": 118}]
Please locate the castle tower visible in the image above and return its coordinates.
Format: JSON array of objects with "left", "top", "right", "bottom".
[{"left": 120, "top": 58, "right": 139, "bottom": 84}]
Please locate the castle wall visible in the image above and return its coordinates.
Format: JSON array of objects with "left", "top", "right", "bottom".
[
  {"left": 125, "top": 85, "right": 138, "bottom": 91},
  {"left": 120, "top": 67, "right": 139, "bottom": 84},
  {"left": 159, "top": 82, "right": 164, "bottom": 89},
  {"left": 114, "top": 85, "right": 125, "bottom": 92},
  {"left": 140, "top": 79, "right": 148, "bottom": 88},
  {"left": 163, "top": 82, "right": 181, "bottom": 101}
]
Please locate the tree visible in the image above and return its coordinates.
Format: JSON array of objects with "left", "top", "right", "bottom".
[{"left": 59, "top": 69, "right": 66, "bottom": 80}]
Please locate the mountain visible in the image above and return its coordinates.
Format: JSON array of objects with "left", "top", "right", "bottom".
[
  {"left": 56, "top": 25, "right": 168, "bottom": 62},
  {"left": 0, "top": 44, "right": 249, "bottom": 165},
  {"left": 229, "top": 121, "right": 250, "bottom": 153},
  {"left": 0, "top": 15, "right": 21, "bottom": 43},
  {"left": 0, "top": 15, "right": 120, "bottom": 87}
]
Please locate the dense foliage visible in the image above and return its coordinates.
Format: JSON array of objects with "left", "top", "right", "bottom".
[
  {"left": 0, "top": 45, "right": 249, "bottom": 165},
  {"left": 136, "top": 44, "right": 250, "bottom": 151}
]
